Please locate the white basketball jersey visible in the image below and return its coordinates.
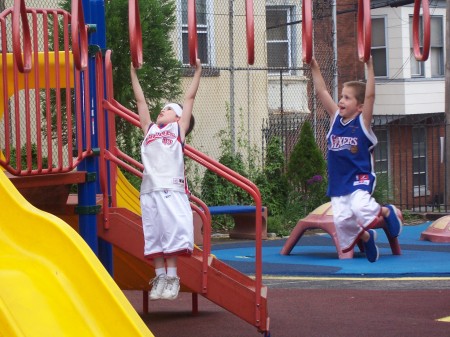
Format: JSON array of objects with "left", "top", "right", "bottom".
[{"left": 140, "top": 122, "right": 187, "bottom": 194}]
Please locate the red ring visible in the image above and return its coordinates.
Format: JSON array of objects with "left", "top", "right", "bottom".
[
  {"left": 302, "top": 0, "right": 312, "bottom": 64},
  {"left": 12, "top": 0, "right": 32, "bottom": 73},
  {"left": 413, "top": 0, "right": 430, "bottom": 61},
  {"left": 245, "top": 0, "right": 255, "bottom": 65},
  {"left": 129, "top": 0, "right": 143, "bottom": 69},
  {"left": 357, "top": 0, "right": 371, "bottom": 62},
  {"left": 71, "top": 0, "right": 88, "bottom": 71},
  {"left": 188, "top": 0, "right": 198, "bottom": 66}
]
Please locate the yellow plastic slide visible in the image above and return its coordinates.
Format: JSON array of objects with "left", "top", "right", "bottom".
[
  {"left": 116, "top": 169, "right": 141, "bottom": 215},
  {"left": 0, "top": 170, "right": 153, "bottom": 336}
]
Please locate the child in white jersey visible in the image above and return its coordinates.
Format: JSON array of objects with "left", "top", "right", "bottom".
[
  {"left": 310, "top": 56, "right": 402, "bottom": 263},
  {"left": 131, "top": 58, "right": 202, "bottom": 299}
]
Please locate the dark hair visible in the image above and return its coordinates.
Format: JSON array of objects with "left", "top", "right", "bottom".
[
  {"left": 175, "top": 103, "right": 195, "bottom": 137},
  {"left": 186, "top": 114, "right": 195, "bottom": 136}
]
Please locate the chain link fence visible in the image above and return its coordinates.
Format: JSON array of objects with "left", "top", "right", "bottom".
[
  {"left": 176, "top": 1, "right": 336, "bottom": 192},
  {"left": 2, "top": 0, "right": 447, "bottom": 213}
]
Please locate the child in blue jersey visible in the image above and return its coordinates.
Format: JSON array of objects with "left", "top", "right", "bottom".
[
  {"left": 310, "top": 56, "right": 402, "bottom": 262},
  {"left": 130, "top": 58, "right": 202, "bottom": 299}
]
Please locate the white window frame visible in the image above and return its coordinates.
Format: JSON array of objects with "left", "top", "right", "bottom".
[
  {"left": 409, "top": 15, "right": 425, "bottom": 77},
  {"left": 412, "top": 127, "right": 428, "bottom": 197},
  {"left": 409, "top": 15, "right": 444, "bottom": 78},
  {"left": 266, "top": 6, "right": 295, "bottom": 75},
  {"left": 374, "top": 128, "right": 389, "bottom": 176},
  {"left": 371, "top": 16, "right": 388, "bottom": 78},
  {"left": 177, "top": 0, "right": 215, "bottom": 66},
  {"left": 430, "top": 16, "right": 444, "bottom": 77},
  {"left": 374, "top": 128, "right": 391, "bottom": 198}
]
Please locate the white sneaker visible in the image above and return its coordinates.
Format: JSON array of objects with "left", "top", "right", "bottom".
[
  {"left": 149, "top": 274, "right": 166, "bottom": 300},
  {"left": 161, "top": 276, "right": 180, "bottom": 300}
]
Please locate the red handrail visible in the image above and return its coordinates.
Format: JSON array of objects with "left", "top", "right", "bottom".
[
  {"left": 245, "top": 0, "right": 255, "bottom": 65},
  {"left": 188, "top": 0, "right": 198, "bottom": 66},
  {"left": 129, "top": 0, "right": 143, "bottom": 69},
  {"left": 12, "top": 0, "right": 32, "bottom": 73},
  {"left": 357, "top": 0, "right": 371, "bottom": 62},
  {"left": 189, "top": 194, "right": 211, "bottom": 294},
  {"left": 302, "top": 0, "right": 312, "bottom": 64},
  {"left": 412, "top": 0, "right": 430, "bottom": 61},
  {"left": 184, "top": 144, "right": 263, "bottom": 327},
  {"left": 98, "top": 52, "right": 265, "bottom": 329},
  {"left": 71, "top": 0, "right": 88, "bottom": 70}
]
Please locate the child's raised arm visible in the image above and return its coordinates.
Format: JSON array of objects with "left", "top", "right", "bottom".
[
  {"left": 130, "top": 64, "right": 151, "bottom": 134},
  {"left": 310, "top": 57, "right": 338, "bottom": 119},
  {"left": 179, "top": 58, "right": 202, "bottom": 140},
  {"left": 362, "top": 57, "right": 375, "bottom": 130}
]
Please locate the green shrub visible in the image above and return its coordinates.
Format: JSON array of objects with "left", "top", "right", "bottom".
[
  {"left": 200, "top": 108, "right": 255, "bottom": 231},
  {"left": 266, "top": 120, "right": 329, "bottom": 236},
  {"left": 255, "top": 136, "right": 288, "bottom": 216}
]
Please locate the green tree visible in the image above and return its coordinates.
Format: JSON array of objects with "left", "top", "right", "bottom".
[
  {"left": 256, "top": 136, "right": 288, "bottom": 216},
  {"left": 57, "top": 0, "right": 182, "bottom": 165},
  {"left": 105, "top": 0, "right": 182, "bottom": 186},
  {"left": 287, "top": 120, "right": 327, "bottom": 193}
]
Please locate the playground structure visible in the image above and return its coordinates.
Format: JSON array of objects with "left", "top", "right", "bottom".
[
  {"left": 0, "top": 0, "right": 269, "bottom": 336},
  {"left": 0, "top": 0, "right": 442, "bottom": 335},
  {"left": 280, "top": 202, "right": 402, "bottom": 259}
]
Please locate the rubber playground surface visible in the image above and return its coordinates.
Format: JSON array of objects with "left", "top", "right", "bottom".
[{"left": 125, "top": 222, "right": 450, "bottom": 337}]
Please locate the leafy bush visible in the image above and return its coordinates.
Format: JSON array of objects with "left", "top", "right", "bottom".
[
  {"left": 200, "top": 108, "right": 258, "bottom": 231},
  {"left": 255, "top": 136, "right": 288, "bottom": 216},
  {"left": 8, "top": 144, "right": 50, "bottom": 170},
  {"left": 266, "top": 120, "right": 328, "bottom": 236}
]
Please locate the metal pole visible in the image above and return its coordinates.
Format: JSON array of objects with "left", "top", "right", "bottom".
[
  {"left": 332, "top": 0, "right": 338, "bottom": 103},
  {"left": 229, "top": 0, "right": 235, "bottom": 153},
  {"left": 445, "top": 1, "right": 450, "bottom": 209},
  {"left": 77, "top": 0, "right": 99, "bottom": 256},
  {"left": 90, "top": 0, "right": 114, "bottom": 275}
]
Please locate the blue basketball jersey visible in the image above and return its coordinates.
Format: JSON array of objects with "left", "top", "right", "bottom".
[{"left": 327, "top": 111, "right": 378, "bottom": 197}]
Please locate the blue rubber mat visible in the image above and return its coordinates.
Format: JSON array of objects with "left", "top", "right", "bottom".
[{"left": 211, "top": 222, "right": 450, "bottom": 277}]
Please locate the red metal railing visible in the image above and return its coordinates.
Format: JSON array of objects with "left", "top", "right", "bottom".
[
  {"left": 0, "top": 6, "right": 92, "bottom": 176},
  {"left": 98, "top": 52, "right": 264, "bottom": 318}
]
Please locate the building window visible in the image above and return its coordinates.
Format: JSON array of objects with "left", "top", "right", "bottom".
[
  {"left": 179, "top": 0, "right": 214, "bottom": 66},
  {"left": 412, "top": 127, "right": 427, "bottom": 196},
  {"left": 371, "top": 16, "right": 387, "bottom": 77},
  {"left": 266, "top": 6, "right": 294, "bottom": 74},
  {"left": 409, "top": 15, "right": 424, "bottom": 76},
  {"left": 409, "top": 15, "right": 444, "bottom": 77},
  {"left": 430, "top": 16, "right": 444, "bottom": 77},
  {"left": 374, "top": 128, "right": 390, "bottom": 197}
]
